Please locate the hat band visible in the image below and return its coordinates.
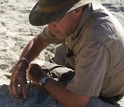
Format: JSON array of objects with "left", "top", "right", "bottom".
[{"left": 39, "top": 0, "right": 80, "bottom": 12}]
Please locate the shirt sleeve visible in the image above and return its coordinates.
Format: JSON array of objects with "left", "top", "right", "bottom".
[
  {"left": 66, "top": 40, "right": 110, "bottom": 97},
  {"left": 39, "top": 27, "right": 65, "bottom": 44}
]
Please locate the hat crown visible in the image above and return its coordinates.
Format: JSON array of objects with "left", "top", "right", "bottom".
[
  {"left": 39, "top": 0, "right": 78, "bottom": 7},
  {"left": 29, "top": 0, "right": 95, "bottom": 26}
]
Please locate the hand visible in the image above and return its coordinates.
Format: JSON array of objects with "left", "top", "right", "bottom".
[
  {"left": 9, "top": 61, "right": 28, "bottom": 99},
  {"left": 27, "top": 64, "right": 46, "bottom": 83}
]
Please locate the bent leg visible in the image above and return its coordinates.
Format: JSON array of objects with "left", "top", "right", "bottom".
[{"left": 52, "top": 43, "right": 71, "bottom": 68}]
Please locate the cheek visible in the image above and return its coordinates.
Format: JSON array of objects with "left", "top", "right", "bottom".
[
  {"left": 61, "top": 20, "right": 72, "bottom": 30},
  {"left": 56, "top": 25, "right": 66, "bottom": 34},
  {"left": 58, "top": 16, "right": 75, "bottom": 35},
  {"left": 62, "top": 21, "right": 75, "bottom": 34}
]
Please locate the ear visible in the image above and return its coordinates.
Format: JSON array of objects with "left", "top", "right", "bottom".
[{"left": 73, "top": 7, "right": 82, "bottom": 17}]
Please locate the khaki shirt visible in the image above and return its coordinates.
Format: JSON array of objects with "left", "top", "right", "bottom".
[{"left": 40, "top": 2, "right": 124, "bottom": 97}]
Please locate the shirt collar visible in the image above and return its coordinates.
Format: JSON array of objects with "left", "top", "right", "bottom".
[
  {"left": 73, "top": 4, "right": 92, "bottom": 39},
  {"left": 65, "top": 4, "right": 93, "bottom": 48},
  {"left": 65, "top": 2, "right": 103, "bottom": 48},
  {"left": 66, "top": 2, "right": 104, "bottom": 41}
]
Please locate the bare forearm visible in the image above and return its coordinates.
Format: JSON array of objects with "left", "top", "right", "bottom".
[
  {"left": 9, "top": 35, "right": 49, "bottom": 99},
  {"left": 44, "top": 78, "right": 89, "bottom": 107},
  {"left": 27, "top": 64, "right": 90, "bottom": 106},
  {"left": 44, "top": 78, "right": 68, "bottom": 105},
  {"left": 20, "top": 34, "right": 49, "bottom": 62}
]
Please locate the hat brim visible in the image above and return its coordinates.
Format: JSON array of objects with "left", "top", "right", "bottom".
[
  {"left": 29, "top": 2, "right": 74, "bottom": 26},
  {"left": 29, "top": 0, "right": 95, "bottom": 26}
]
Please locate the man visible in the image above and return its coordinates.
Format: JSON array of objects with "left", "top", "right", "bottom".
[{"left": 9, "top": 0, "right": 124, "bottom": 107}]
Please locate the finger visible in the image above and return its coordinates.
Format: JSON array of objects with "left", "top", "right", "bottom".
[
  {"left": 20, "top": 83, "right": 27, "bottom": 99},
  {"left": 26, "top": 65, "right": 32, "bottom": 75},
  {"left": 8, "top": 82, "right": 13, "bottom": 95},
  {"left": 18, "top": 76, "right": 27, "bottom": 99},
  {"left": 20, "top": 78, "right": 27, "bottom": 99},
  {"left": 12, "top": 82, "right": 20, "bottom": 98},
  {"left": 26, "top": 68, "right": 31, "bottom": 79},
  {"left": 9, "top": 81, "right": 19, "bottom": 98}
]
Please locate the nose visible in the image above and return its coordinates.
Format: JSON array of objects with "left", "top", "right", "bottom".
[{"left": 48, "top": 22, "right": 57, "bottom": 30}]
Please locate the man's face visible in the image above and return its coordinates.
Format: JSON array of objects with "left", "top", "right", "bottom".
[{"left": 48, "top": 9, "right": 81, "bottom": 40}]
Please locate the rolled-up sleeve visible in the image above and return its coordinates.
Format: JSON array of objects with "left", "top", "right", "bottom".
[{"left": 40, "top": 27, "right": 65, "bottom": 44}]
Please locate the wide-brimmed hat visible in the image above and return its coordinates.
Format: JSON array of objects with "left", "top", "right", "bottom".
[{"left": 29, "top": 0, "right": 95, "bottom": 26}]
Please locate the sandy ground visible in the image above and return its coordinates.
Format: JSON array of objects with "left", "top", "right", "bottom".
[{"left": 0, "top": 0, "right": 124, "bottom": 106}]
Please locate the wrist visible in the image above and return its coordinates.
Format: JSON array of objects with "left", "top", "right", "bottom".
[
  {"left": 18, "top": 57, "right": 29, "bottom": 64},
  {"left": 18, "top": 61, "right": 28, "bottom": 70},
  {"left": 18, "top": 57, "right": 29, "bottom": 68}
]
